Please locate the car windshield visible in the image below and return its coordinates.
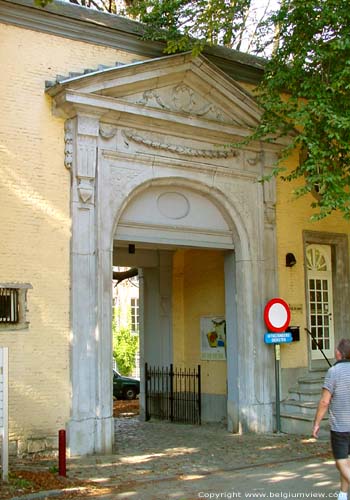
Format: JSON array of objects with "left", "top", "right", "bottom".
[{"left": 113, "top": 370, "right": 139, "bottom": 380}]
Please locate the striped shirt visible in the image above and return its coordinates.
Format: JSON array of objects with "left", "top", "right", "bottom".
[{"left": 323, "top": 361, "right": 350, "bottom": 432}]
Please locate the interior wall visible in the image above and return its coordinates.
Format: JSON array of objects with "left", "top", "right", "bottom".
[{"left": 173, "top": 249, "right": 227, "bottom": 421}]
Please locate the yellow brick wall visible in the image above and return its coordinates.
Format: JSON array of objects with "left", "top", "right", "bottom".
[
  {"left": 0, "top": 22, "right": 141, "bottom": 451},
  {"left": 173, "top": 249, "right": 227, "bottom": 395},
  {"left": 276, "top": 150, "right": 350, "bottom": 369}
]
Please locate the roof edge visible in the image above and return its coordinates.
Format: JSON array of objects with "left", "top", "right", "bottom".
[{"left": 0, "top": 0, "right": 266, "bottom": 84}]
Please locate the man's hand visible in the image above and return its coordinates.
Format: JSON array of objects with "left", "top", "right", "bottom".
[{"left": 312, "top": 422, "right": 320, "bottom": 438}]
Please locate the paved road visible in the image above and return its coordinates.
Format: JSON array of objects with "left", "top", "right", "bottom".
[{"left": 98, "top": 455, "right": 338, "bottom": 500}]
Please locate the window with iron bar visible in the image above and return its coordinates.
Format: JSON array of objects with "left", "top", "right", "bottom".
[
  {"left": 0, "top": 283, "right": 32, "bottom": 331},
  {"left": 0, "top": 288, "right": 19, "bottom": 323}
]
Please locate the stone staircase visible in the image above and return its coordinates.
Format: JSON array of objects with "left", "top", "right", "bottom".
[{"left": 280, "top": 371, "right": 330, "bottom": 437}]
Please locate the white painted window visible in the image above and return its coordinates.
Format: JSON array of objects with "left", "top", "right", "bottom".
[
  {"left": 306, "top": 245, "right": 334, "bottom": 360},
  {"left": 130, "top": 298, "right": 139, "bottom": 334}
]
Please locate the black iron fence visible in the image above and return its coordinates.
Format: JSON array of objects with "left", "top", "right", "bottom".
[{"left": 145, "top": 363, "right": 201, "bottom": 425}]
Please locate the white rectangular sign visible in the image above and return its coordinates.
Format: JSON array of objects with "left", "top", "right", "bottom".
[{"left": 0, "top": 347, "right": 9, "bottom": 482}]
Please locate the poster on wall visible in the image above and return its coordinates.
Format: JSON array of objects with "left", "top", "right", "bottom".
[{"left": 200, "top": 316, "right": 226, "bottom": 360}]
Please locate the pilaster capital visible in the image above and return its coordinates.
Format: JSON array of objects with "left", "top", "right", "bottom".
[
  {"left": 77, "top": 114, "right": 100, "bottom": 137},
  {"left": 64, "top": 115, "right": 100, "bottom": 206}
]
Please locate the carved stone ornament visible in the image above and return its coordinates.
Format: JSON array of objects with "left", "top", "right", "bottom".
[
  {"left": 64, "top": 120, "right": 74, "bottom": 170},
  {"left": 172, "top": 84, "right": 222, "bottom": 119},
  {"left": 122, "top": 130, "right": 239, "bottom": 159},
  {"left": 99, "top": 124, "right": 118, "bottom": 139},
  {"left": 137, "top": 84, "right": 226, "bottom": 122},
  {"left": 77, "top": 178, "right": 93, "bottom": 204},
  {"left": 264, "top": 203, "right": 276, "bottom": 225},
  {"left": 157, "top": 192, "right": 190, "bottom": 220},
  {"left": 246, "top": 152, "right": 263, "bottom": 166}
]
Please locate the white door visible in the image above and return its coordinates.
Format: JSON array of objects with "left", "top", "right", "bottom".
[{"left": 306, "top": 244, "right": 334, "bottom": 360}]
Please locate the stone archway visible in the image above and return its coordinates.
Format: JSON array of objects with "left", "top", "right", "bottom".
[
  {"left": 49, "top": 52, "right": 282, "bottom": 455},
  {"left": 115, "top": 184, "right": 235, "bottom": 248},
  {"left": 113, "top": 181, "right": 238, "bottom": 425}
]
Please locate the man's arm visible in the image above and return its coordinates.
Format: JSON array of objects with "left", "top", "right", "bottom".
[{"left": 312, "top": 388, "right": 332, "bottom": 438}]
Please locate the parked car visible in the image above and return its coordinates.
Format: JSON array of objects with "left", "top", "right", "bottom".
[{"left": 113, "top": 370, "right": 140, "bottom": 400}]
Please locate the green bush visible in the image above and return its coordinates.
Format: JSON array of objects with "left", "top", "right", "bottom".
[{"left": 112, "top": 310, "right": 139, "bottom": 376}]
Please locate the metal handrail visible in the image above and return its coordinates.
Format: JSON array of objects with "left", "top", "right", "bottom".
[{"left": 305, "top": 328, "right": 332, "bottom": 367}]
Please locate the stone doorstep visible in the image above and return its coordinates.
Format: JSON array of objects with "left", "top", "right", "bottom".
[
  {"left": 280, "top": 411, "right": 329, "bottom": 438},
  {"left": 297, "top": 377, "right": 325, "bottom": 390},
  {"left": 280, "top": 370, "right": 328, "bottom": 436},
  {"left": 281, "top": 399, "right": 318, "bottom": 416},
  {"left": 288, "top": 387, "right": 322, "bottom": 402}
]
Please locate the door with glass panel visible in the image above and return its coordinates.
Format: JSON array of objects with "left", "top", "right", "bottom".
[{"left": 306, "top": 244, "right": 334, "bottom": 360}]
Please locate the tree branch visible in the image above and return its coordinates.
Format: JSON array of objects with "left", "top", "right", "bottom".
[{"left": 113, "top": 268, "right": 138, "bottom": 285}]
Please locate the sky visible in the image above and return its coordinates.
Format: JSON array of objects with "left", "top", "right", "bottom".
[{"left": 240, "top": 0, "right": 281, "bottom": 54}]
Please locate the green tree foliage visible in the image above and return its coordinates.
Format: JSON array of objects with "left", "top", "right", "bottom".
[
  {"left": 112, "top": 311, "right": 139, "bottom": 376},
  {"left": 126, "top": 0, "right": 254, "bottom": 54},
  {"left": 254, "top": 0, "right": 350, "bottom": 219},
  {"left": 126, "top": 0, "right": 350, "bottom": 219}
]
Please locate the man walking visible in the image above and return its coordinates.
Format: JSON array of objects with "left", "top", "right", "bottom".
[{"left": 313, "top": 338, "right": 350, "bottom": 500}]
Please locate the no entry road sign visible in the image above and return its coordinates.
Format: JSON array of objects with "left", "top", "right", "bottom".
[{"left": 264, "top": 298, "right": 291, "bottom": 333}]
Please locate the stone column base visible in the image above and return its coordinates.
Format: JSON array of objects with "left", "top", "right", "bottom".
[{"left": 67, "top": 416, "right": 114, "bottom": 456}]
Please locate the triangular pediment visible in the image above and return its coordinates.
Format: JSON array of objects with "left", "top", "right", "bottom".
[{"left": 47, "top": 52, "right": 262, "bottom": 131}]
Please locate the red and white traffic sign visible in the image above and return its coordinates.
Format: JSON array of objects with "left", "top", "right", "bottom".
[{"left": 264, "top": 298, "right": 291, "bottom": 333}]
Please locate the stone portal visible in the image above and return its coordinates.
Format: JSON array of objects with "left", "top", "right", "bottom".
[{"left": 47, "top": 52, "right": 282, "bottom": 455}]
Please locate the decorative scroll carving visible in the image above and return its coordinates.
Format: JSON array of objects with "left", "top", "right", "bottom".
[
  {"left": 75, "top": 116, "right": 99, "bottom": 205},
  {"left": 64, "top": 120, "right": 74, "bottom": 170},
  {"left": 138, "top": 90, "right": 168, "bottom": 109},
  {"left": 122, "top": 130, "right": 239, "bottom": 159},
  {"left": 172, "top": 84, "right": 223, "bottom": 119},
  {"left": 137, "top": 84, "right": 226, "bottom": 122}
]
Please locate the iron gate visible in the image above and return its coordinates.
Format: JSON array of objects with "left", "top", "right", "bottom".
[{"left": 145, "top": 363, "right": 201, "bottom": 424}]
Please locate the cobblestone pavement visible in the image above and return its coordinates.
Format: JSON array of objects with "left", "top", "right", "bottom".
[
  {"left": 69, "top": 418, "right": 333, "bottom": 497},
  {"left": 12, "top": 418, "right": 335, "bottom": 499}
]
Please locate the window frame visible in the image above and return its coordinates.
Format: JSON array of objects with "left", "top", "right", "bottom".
[{"left": 130, "top": 297, "right": 139, "bottom": 334}]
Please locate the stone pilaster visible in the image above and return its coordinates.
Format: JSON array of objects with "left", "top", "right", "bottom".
[{"left": 66, "top": 114, "right": 113, "bottom": 456}]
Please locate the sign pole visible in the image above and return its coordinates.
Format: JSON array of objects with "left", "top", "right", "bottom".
[
  {"left": 274, "top": 344, "right": 281, "bottom": 433},
  {"left": 264, "top": 298, "right": 292, "bottom": 435}
]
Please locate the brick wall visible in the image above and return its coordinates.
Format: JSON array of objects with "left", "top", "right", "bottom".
[
  {"left": 276, "top": 150, "right": 350, "bottom": 369},
  {"left": 0, "top": 22, "right": 140, "bottom": 453}
]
